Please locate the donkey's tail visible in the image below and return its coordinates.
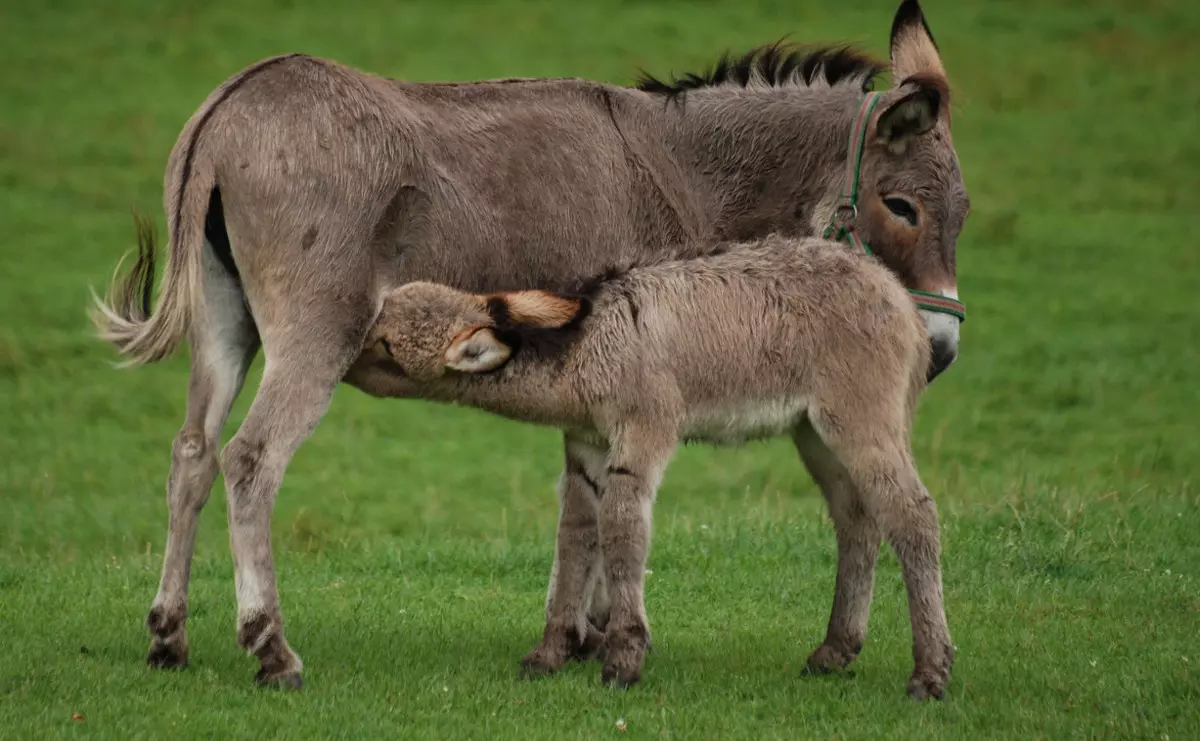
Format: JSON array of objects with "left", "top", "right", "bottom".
[{"left": 89, "top": 158, "right": 214, "bottom": 368}]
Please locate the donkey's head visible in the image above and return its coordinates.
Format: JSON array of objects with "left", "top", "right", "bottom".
[
  {"left": 641, "top": 1, "right": 967, "bottom": 379},
  {"left": 846, "top": 0, "right": 968, "bottom": 377},
  {"left": 368, "top": 282, "right": 587, "bottom": 381}
]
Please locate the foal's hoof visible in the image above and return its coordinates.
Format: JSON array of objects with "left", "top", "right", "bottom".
[
  {"left": 255, "top": 668, "right": 304, "bottom": 690},
  {"left": 519, "top": 653, "right": 562, "bottom": 680},
  {"left": 906, "top": 671, "right": 947, "bottom": 701},
  {"left": 600, "top": 663, "right": 641, "bottom": 689},
  {"left": 599, "top": 636, "right": 646, "bottom": 689},
  {"left": 519, "top": 637, "right": 568, "bottom": 679},
  {"left": 146, "top": 642, "right": 188, "bottom": 670}
]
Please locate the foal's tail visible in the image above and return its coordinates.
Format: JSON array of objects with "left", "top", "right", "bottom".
[{"left": 89, "top": 156, "right": 215, "bottom": 368}]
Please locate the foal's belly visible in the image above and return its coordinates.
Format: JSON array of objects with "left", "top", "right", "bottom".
[{"left": 681, "top": 397, "right": 809, "bottom": 446}]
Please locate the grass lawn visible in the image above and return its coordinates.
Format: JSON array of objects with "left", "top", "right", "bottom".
[{"left": 1, "top": 0, "right": 1198, "bottom": 738}]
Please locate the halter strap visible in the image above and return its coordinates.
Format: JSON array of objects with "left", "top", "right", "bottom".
[{"left": 823, "top": 92, "right": 966, "bottom": 323}]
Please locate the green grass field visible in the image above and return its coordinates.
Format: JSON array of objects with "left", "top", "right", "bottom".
[{"left": 2, "top": 0, "right": 1198, "bottom": 738}]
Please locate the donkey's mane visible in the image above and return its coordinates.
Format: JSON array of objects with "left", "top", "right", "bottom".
[{"left": 636, "top": 42, "right": 884, "bottom": 98}]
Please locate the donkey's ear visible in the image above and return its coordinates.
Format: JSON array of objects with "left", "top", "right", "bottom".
[
  {"left": 487, "top": 290, "right": 588, "bottom": 329},
  {"left": 890, "top": 0, "right": 946, "bottom": 85},
  {"left": 874, "top": 84, "right": 941, "bottom": 155},
  {"left": 445, "top": 327, "right": 512, "bottom": 373}
]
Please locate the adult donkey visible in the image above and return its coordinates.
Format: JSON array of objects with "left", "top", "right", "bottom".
[{"left": 93, "top": 0, "right": 969, "bottom": 689}]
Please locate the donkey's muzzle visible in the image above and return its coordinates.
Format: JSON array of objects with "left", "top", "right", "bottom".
[{"left": 927, "top": 338, "right": 958, "bottom": 383}]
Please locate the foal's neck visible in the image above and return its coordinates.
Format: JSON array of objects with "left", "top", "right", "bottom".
[{"left": 446, "top": 347, "right": 583, "bottom": 428}]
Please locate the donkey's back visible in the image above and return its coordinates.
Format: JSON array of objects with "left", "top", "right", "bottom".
[{"left": 178, "top": 54, "right": 703, "bottom": 297}]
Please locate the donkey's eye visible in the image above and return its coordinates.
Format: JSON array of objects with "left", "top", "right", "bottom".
[{"left": 884, "top": 197, "right": 919, "bottom": 227}]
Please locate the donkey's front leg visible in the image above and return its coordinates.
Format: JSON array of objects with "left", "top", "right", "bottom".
[
  {"left": 220, "top": 349, "right": 350, "bottom": 688},
  {"left": 521, "top": 436, "right": 607, "bottom": 677},
  {"left": 596, "top": 423, "right": 676, "bottom": 688}
]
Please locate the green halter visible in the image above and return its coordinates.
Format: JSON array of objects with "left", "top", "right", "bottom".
[{"left": 823, "top": 92, "right": 966, "bottom": 323}]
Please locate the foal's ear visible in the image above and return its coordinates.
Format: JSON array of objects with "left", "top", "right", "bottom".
[
  {"left": 444, "top": 327, "right": 513, "bottom": 373},
  {"left": 874, "top": 84, "right": 941, "bottom": 155},
  {"left": 486, "top": 290, "right": 588, "bottom": 329}
]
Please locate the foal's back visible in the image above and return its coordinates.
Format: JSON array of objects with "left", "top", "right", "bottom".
[{"left": 581, "top": 236, "right": 929, "bottom": 419}]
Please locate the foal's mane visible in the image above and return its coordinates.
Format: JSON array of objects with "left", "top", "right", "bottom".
[
  {"left": 636, "top": 42, "right": 884, "bottom": 98},
  {"left": 562, "top": 240, "right": 737, "bottom": 301}
]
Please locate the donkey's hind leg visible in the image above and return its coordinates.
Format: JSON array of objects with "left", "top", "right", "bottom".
[
  {"left": 810, "top": 410, "right": 953, "bottom": 700},
  {"left": 219, "top": 303, "right": 373, "bottom": 688},
  {"left": 147, "top": 241, "right": 258, "bottom": 669},
  {"left": 792, "top": 421, "right": 882, "bottom": 675}
]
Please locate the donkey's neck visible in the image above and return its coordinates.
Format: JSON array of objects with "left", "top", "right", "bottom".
[{"left": 660, "top": 87, "right": 862, "bottom": 241}]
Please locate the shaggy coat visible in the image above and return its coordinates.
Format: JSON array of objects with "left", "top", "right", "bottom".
[{"left": 352, "top": 234, "right": 950, "bottom": 698}]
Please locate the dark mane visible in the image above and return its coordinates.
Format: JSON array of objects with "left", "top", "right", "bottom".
[
  {"left": 562, "top": 240, "right": 736, "bottom": 300},
  {"left": 492, "top": 240, "right": 742, "bottom": 364},
  {"left": 636, "top": 42, "right": 884, "bottom": 98}
]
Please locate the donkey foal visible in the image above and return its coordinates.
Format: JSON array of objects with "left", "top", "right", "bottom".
[{"left": 349, "top": 234, "right": 952, "bottom": 699}]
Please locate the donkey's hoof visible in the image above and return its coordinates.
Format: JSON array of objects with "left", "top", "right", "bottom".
[
  {"left": 255, "top": 668, "right": 304, "bottom": 690},
  {"left": 146, "top": 642, "right": 188, "bottom": 670},
  {"left": 802, "top": 643, "right": 857, "bottom": 675},
  {"left": 145, "top": 605, "right": 188, "bottom": 669},
  {"left": 906, "top": 671, "right": 947, "bottom": 701}
]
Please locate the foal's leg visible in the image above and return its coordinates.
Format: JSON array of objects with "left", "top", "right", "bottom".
[
  {"left": 585, "top": 558, "right": 611, "bottom": 634},
  {"left": 792, "top": 422, "right": 882, "bottom": 674},
  {"left": 596, "top": 423, "right": 675, "bottom": 688},
  {"left": 147, "top": 242, "right": 258, "bottom": 669},
  {"left": 874, "top": 464, "right": 952, "bottom": 700},
  {"left": 817, "top": 414, "right": 953, "bottom": 700},
  {"left": 521, "top": 436, "right": 607, "bottom": 677}
]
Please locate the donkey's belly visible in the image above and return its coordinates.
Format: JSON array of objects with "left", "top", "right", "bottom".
[{"left": 681, "top": 397, "right": 809, "bottom": 446}]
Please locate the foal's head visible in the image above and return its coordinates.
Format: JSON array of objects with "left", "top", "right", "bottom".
[{"left": 367, "top": 282, "right": 586, "bottom": 381}]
